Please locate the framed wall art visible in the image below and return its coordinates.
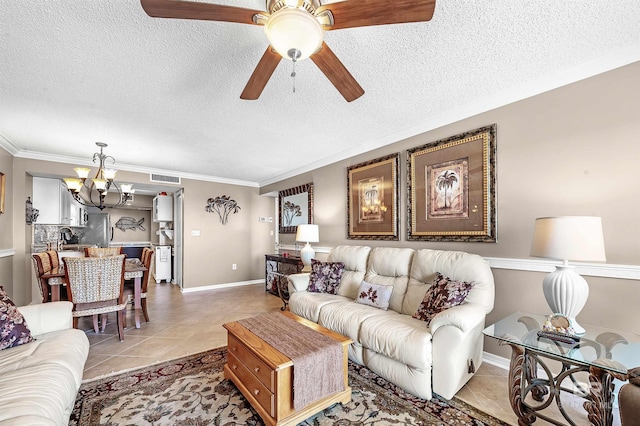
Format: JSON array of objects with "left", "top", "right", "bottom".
[
  {"left": 347, "top": 153, "right": 399, "bottom": 240},
  {"left": 407, "top": 124, "right": 497, "bottom": 242},
  {"left": 279, "top": 183, "right": 313, "bottom": 234}
]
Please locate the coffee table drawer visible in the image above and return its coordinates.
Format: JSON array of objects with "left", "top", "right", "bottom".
[
  {"left": 228, "top": 352, "right": 275, "bottom": 417},
  {"left": 228, "top": 334, "right": 275, "bottom": 391}
]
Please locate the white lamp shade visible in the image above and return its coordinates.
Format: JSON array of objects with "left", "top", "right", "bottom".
[
  {"left": 296, "top": 224, "right": 319, "bottom": 243},
  {"left": 264, "top": 7, "right": 323, "bottom": 61},
  {"left": 530, "top": 216, "right": 606, "bottom": 262}
]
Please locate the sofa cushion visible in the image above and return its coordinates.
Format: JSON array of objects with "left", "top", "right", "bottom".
[
  {"left": 289, "top": 292, "right": 349, "bottom": 323},
  {"left": 359, "top": 313, "right": 433, "bottom": 369},
  {"left": 412, "top": 273, "right": 473, "bottom": 326},
  {"left": 355, "top": 281, "right": 393, "bottom": 310},
  {"left": 329, "top": 246, "right": 371, "bottom": 300},
  {"left": 403, "top": 249, "right": 494, "bottom": 316},
  {"left": 363, "top": 247, "right": 413, "bottom": 313},
  {"left": 308, "top": 259, "right": 344, "bottom": 294},
  {"left": 317, "top": 300, "right": 394, "bottom": 343},
  {"left": 0, "top": 288, "right": 34, "bottom": 350},
  {"left": 0, "top": 363, "right": 79, "bottom": 425}
]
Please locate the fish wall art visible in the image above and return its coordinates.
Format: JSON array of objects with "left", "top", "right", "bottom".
[{"left": 115, "top": 216, "right": 146, "bottom": 232}]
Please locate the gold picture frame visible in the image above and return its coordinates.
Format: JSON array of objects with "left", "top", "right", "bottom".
[
  {"left": 279, "top": 183, "right": 313, "bottom": 234},
  {"left": 0, "top": 172, "right": 5, "bottom": 214},
  {"left": 407, "top": 125, "right": 497, "bottom": 242},
  {"left": 347, "top": 153, "right": 399, "bottom": 240}
]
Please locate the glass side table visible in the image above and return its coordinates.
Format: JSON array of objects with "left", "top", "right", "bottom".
[{"left": 484, "top": 312, "right": 640, "bottom": 426}]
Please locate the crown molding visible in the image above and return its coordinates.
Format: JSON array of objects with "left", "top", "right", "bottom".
[{"left": 11, "top": 149, "right": 260, "bottom": 188}]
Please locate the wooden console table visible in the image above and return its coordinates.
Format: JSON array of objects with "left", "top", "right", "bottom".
[{"left": 265, "top": 253, "right": 303, "bottom": 310}]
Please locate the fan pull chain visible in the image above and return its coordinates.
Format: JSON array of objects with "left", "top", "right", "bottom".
[
  {"left": 291, "top": 60, "right": 296, "bottom": 93},
  {"left": 287, "top": 48, "right": 302, "bottom": 94}
]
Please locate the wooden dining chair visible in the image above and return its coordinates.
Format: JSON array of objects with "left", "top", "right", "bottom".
[
  {"left": 84, "top": 247, "right": 124, "bottom": 257},
  {"left": 31, "top": 252, "right": 53, "bottom": 303},
  {"left": 63, "top": 254, "right": 127, "bottom": 341},
  {"left": 124, "top": 247, "right": 154, "bottom": 323}
]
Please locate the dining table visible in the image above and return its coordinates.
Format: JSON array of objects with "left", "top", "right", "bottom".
[{"left": 42, "top": 259, "right": 148, "bottom": 329}]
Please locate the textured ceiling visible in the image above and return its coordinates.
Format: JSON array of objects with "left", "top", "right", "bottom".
[{"left": 1, "top": 1, "right": 639, "bottom": 187}]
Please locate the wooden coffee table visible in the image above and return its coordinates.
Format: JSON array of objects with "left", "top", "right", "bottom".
[{"left": 223, "top": 311, "right": 352, "bottom": 426}]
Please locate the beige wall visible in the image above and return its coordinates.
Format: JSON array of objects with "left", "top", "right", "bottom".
[
  {"left": 263, "top": 62, "right": 640, "bottom": 359},
  {"left": 181, "top": 179, "right": 274, "bottom": 288},
  {"left": 4, "top": 158, "right": 275, "bottom": 305},
  {"left": 0, "top": 147, "right": 13, "bottom": 291}
]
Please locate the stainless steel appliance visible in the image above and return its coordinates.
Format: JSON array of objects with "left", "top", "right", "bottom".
[{"left": 81, "top": 213, "right": 112, "bottom": 247}]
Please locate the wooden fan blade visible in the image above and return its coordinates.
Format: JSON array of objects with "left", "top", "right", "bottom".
[
  {"left": 240, "top": 47, "right": 282, "bottom": 100},
  {"left": 140, "top": 0, "right": 263, "bottom": 25},
  {"left": 317, "top": 0, "right": 436, "bottom": 30},
  {"left": 311, "top": 42, "right": 364, "bottom": 102}
]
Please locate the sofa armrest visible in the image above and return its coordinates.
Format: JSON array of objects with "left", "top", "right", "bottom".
[
  {"left": 288, "top": 273, "right": 311, "bottom": 293},
  {"left": 17, "top": 301, "right": 73, "bottom": 336},
  {"left": 429, "top": 303, "right": 486, "bottom": 334}
]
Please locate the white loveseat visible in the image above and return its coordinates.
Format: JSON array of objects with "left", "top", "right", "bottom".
[
  {"left": 0, "top": 301, "right": 90, "bottom": 425},
  {"left": 288, "top": 245, "right": 494, "bottom": 400}
]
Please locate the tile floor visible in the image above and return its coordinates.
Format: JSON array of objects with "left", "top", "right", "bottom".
[{"left": 80, "top": 281, "right": 619, "bottom": 425}]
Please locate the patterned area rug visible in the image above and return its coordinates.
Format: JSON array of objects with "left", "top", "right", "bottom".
[{"left": 70, "top": 347, "right": 509, "bottom": 425}]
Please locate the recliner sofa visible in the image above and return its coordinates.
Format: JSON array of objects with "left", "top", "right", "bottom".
[{"left": 288, "top": 245, "right": 495, "bottom": 400}]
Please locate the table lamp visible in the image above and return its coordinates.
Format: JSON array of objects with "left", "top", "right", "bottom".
[
  {"left": 530, "top": 216, "right": 606, "bottom": 334},
  {"left": 296, "top": 224, "right": 319, "bottom": 272}
]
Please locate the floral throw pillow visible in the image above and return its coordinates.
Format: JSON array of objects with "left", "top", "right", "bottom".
[
  {"left": 355, "top": 281, "right": 393, "bottom": 311},
  {"left": 412, "top": 273, "right": 474, "bottom": 326},
  {"left": 0, "top": 286, "right": 34, "bottom": 350},
  {"left": 308, "top": 259, "right": 345, "bottom": 294}
]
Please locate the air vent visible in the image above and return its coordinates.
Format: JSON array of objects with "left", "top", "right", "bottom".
[{"left": 150, "top": 173, "right": 181, "bottom": 185}]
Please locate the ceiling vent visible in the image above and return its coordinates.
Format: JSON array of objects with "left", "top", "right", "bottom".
[{"left": 150, "top": 173, "right": 181, "bottom": 185}]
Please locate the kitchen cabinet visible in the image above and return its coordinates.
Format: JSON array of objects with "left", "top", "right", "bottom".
[
  {"left": 33, "top": 177, "right": 85, "bottom": 226},
  {"left": 153, "top": 194, "right": 173, "bottom": 222}
]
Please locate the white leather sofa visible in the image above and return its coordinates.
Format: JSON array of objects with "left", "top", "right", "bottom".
[
  {"left": 288, "top": 245, "right": 494, "bottom": 400},
  {"left": 0, "top": 301, "right": 90, "bottom": 425}
]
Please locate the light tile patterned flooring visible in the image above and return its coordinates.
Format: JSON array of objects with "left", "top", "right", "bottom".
[{"left": 81, "top": 281, "right": 617, "bottom": 425}]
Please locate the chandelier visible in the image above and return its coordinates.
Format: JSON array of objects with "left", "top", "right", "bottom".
[{"left": 63, "top": 142, "right": 134, "bottom": 210}]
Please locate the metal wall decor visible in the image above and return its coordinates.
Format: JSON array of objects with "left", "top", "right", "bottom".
[
  {"left": 26, "top": 197, "right": 39, "bottom": 225},
  {"left": 407, "top": 124, "right": 497, "bottom": 242},
  {"left": 205, "top": 195, "right": 241, "bottom": 225},
  {"left": 278, "top": 183, "right": 313, "bottom": 234},
  {"left": 115, "top": 216, "right": 146, "bottom": 232}
]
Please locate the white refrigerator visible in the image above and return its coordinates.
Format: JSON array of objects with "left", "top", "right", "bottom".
[{"left": 154, "top": 245, "right": 172, "bottom": 283}]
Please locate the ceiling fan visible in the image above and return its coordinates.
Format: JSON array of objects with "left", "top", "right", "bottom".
[{"left": 140, "top": 0, "right": 436, "bottom": 102}]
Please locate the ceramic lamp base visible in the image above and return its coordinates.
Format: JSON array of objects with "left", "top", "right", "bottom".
[
  {"left": 542, "top": 265, "right": 589, "bottom": 335},
  {"left": 300, "top": 243, "right": 315, "bottom": 273}
]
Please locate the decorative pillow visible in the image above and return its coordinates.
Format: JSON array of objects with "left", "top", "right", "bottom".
[
  {"left": 413, "top": 273, "right": 473, "bottom": 326},
  {"left": 355, "top": 281, "right": 393, "bottom": 311},
  {"left": 0, "top": 287, "right": 34, "bottom": 350},
  {"left": 308, "top": 259, "right": 345, "bottom": 294}
]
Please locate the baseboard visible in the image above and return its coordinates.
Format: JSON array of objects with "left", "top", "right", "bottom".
[
  {"left": 482, "top": 351, "right": 510, "bottom": 370},
  {"left": 181, "top": 279, "right": 263, "bottom": 293}
]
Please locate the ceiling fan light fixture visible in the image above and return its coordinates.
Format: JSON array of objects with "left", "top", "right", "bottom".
[{"left": 264, "top": 7, "right": 323, "bottom": 61}]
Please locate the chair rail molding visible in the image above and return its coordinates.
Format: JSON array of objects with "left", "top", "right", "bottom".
[
  {"left": 274, "top": 245, "right": 640, "bottom": 281},
  {"left": 485, "top": 257, "right": 640, "bottom": 281},
  {"left": 0, "top": 249, "right": 15, "bottom": 258}
]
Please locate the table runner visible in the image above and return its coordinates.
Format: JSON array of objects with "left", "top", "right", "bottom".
[{"left": 238, "top": 313, "right": 344, "bottom": 411}]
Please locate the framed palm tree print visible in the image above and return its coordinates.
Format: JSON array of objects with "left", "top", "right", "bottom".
[{"left": 407, "top": 124, "right": 497, "bottom": 242}]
